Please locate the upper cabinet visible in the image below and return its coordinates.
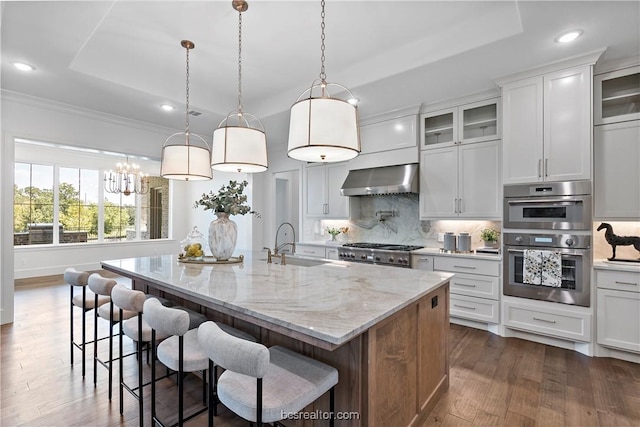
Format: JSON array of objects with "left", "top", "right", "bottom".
[
  {"left": 420, "top": 140, "right": 501, "bottom": 219},
  {"left": 421, "top": 98, "right": 500, "bottom": 149},
  {"left": 360, "top": 114, "right": 418, "bottom": 154},
  {"left": 501, "top": 65, "right": 592, "bottom": 184},
  {"left": 304, "top": 162, "right": 349, "bottom": 219},
  {"left": 594, "top": 66, "right": 640, "bottom": 125}
]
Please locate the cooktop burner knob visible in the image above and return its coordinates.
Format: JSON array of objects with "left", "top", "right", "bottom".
[
  {"left": 388, "top": 257, "right": 394, "bottom": 263},
  {"left": 515, "top": 236, "right": 524, "bottom": 244},
  {"left": 375, "top": 256, "right": 381, "bottom": 261},
  {"left": 565, "top": 238, "right": 575, "bottom": 247},
  {"left": 360, "top": 254, "right": 367, "bottom": 260},
  {"left": 350, "top": 253, "right": 355, "bottom": 258}
]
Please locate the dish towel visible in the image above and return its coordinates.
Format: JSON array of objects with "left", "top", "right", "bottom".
[{"left": 522, "top": 250, "right": 562, "bottom": 287}]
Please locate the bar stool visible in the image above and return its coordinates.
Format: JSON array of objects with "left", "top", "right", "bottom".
[
  {"left": 88, "top": 273, "right": 136, "bottom": 400},
  {"left": 198, "top": 321, "right": 338, "bottom": 427},
  {"left": 66, "top": 267, "right": 110, "bottom": 377},
  {"left": 144, "top": 298, "right": 256, "bottom": 427}
]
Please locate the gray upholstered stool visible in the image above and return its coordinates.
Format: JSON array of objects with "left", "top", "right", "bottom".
[
  {"left": 198, "top": 321, "right": 338, "bottom": 427},
  {"left": 111, "top": 284, "right": 149, "bottom": 426},
  {"left": 66, "top": 267, "right": 110, "bottom": 378},
  {"left": 88, "top": 273, "right": 136, "bottom": 400},
  {"left": 144, "top": 298, "right": 255, "bottom": 427}
]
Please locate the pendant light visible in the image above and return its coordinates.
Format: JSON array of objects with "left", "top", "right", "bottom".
[
  {"left": 287, "top": 0, "right": 361, "bottom": 163},
  {"left": 161, "top": 40, "right": 212, "bottom": 181},
  {"left": 211, "top": 0, "right": 268, "bottom": 173}
]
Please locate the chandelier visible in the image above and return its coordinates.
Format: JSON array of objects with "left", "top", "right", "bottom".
[
  {"left": 161, "top": 40, "right": 212, "bottom": 181},
  {"left": 211, "top": 0, "right": 268, "bottom": 173},
  {"left": 287, "top": 0, "right": 361, "bottom": 163},
  {"left": 104, "top": 158, "right": 149, "bottom": 196}
]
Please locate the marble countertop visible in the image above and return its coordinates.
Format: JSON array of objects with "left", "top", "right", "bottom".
[
  {"left": 593, "top": 259, "right": 640, "bottom": 272},
  {"left": 102, "top": 253, "right": 453, "bottom": 349}
]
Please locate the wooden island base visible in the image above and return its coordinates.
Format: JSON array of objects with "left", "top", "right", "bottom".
[{"left": 134, "top": 279, "right": 450, "bottom": 427}]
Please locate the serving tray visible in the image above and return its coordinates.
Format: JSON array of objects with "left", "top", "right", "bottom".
[{"left": 178, "top": 255, "right": 244, "bottom": 265}]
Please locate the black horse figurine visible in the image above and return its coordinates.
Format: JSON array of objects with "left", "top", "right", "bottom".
[{"left": 597, "top": 223, "right": 640, "bottom": 261}]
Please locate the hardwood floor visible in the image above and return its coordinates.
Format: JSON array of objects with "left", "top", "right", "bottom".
[{"left": 2, "top": 277, "right": 640, "bottom": 426}]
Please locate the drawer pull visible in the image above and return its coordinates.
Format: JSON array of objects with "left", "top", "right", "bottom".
[
  {"left": 453, "top": 265, "right": 476, "bottom": 270},
  {"left": 454, "top": 282, "right": 476, "bottom": 288},
  {"left": 533, "top": 317, "right": 556, "bottom": 324},
  {"left": 615, "top": 280, "right": 638, "bottom": 286},
  {"left": 454, "top": 304, "right": 476, "bottom": 310}
]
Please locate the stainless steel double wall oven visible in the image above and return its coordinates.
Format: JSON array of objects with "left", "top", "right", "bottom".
[{"left": 503, "top": 181, "right": 592, "bottom": 307}]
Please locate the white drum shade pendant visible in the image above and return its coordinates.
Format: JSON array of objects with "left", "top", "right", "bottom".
[
  {"left": 287, "top": 0, "right": 360, "bottom": 163},
  {"left": 161, "top": 40, "right": 212, "bottom": 181},
  {"left": 211, "top": 0, "right": 268, "bottom": 173}
]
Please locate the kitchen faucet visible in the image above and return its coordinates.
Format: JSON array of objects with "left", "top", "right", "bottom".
[{"left": 274, "top": 222, "right": 296, "bottom": 255}]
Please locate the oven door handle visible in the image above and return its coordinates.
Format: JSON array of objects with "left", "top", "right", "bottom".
[
  {"left": 506, "top": 247, "right": 589, "bottom": 257},
  {"left": 506, "top": 198, "right": 584, "bottom": 205}
]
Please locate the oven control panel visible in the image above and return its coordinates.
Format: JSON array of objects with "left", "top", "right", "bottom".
[{"left": 504, "top": 233, "right": 591, "bottom": 249}]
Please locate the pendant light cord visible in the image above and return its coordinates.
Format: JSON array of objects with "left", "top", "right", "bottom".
[
  {"left": 185, "top": 44, "right": 191, "bottom": 136},
  {"left": 319, "top": 0, "right": 326, "bottom": 83},
  {"left": 238, "top": 10, "right": 243, "bottom": 115}
]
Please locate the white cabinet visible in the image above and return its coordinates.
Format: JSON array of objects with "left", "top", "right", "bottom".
[
  {"left": 420, "top": 98, "right": 499, "bottom": 149},
  {"left": 596, "top": 267, "right": 640, "bottom": 353},
  {"left": 594, "top": 66, "right": 640, "bottom": 125},
  {"left": 295, "top": 244, "right": 327, "bottom": 258},
  {"left": 360, "top": 114, "right": 417, "bottom": 154},
  {"left": 503, "top": 299, "right": 591, "bottom": 342},
  {"left": 594, "top": 120, "right": 640, "bottom": 219},
  {"left": 420, "top": 140, "right": 501, "bottom": 219},
  {"left": 431, "top": 256, "right": 501, "bottom": 324},
  {"left": 304, "top": 162, "right": 349, "bottom": 218},
  {"left": 410, "top": 254, "right": 434, "bottom": 271},
  {"left": 501, "top": 65, "right": 592, "bottom": 184}
]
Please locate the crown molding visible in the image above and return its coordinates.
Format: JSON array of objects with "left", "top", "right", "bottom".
[
  {"left": 1, "top": 90, "right": 180, "bottom": 136},
  {"left": 494, "top": 48, "right": 607, "bottom": 87},
  {"left": 594, "top": 55, "right": 640, "bottom": 75}
]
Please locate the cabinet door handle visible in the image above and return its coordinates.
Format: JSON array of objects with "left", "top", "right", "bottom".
[
  {"left": 323, "top": 203, "right": 328, "bottom": 214},
  {"left": 453, "top": 265, "right": 476, "bottom": 269},
  {"left": 454, "top": 282, "right": 476, "bottom": 288},
  {"left": 537, "top": 159, "right": 542, "bottom": 178},
  {"left": 615, "top": 280, "right": 638, "bottom": 286},
  {"left": 453, "top": 199, "right": 458, "bottom": 213},
  {"left": 454, "top": 304, "right": 476, "bottom": 310},
  {"left": 458, "top": 198, "right": 462, "bottom": 213},
  {"left": 545, "top": 158, "right": 549, "bottom": 177},
  {"left": 533, "top": 317, "right": 556, "bottom": 324}
]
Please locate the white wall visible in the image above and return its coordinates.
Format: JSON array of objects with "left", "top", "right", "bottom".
[{"left": 1, "top": 91, "right": 268, "bottom": 323}]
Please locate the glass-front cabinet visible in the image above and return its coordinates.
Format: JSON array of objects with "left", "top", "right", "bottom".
[
  {"left": 594, "top": 65, "right": 640, "bottom": 125},
  {"left": 421, "top": 98, "right": 499, "bottom": 149}
]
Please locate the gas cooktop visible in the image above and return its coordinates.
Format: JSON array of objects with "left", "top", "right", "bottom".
[{"left": 342, "top": 242, "right": 424, "bottom": 251}]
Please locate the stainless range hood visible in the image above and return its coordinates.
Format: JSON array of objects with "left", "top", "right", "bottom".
[{"left": 340, "top": 163, "right": 419, "bottom": 196}]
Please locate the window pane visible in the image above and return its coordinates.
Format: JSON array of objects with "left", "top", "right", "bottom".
[
  {"left": 13, "top": 163, "right": 54, "bottom": 245},
  {"left": 59, "top": 167, "right": 97, "bottom": 244}
]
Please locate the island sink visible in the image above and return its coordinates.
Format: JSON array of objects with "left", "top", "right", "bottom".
[{"left": 260, "top": 256, "right": 328, "bottom": 267}]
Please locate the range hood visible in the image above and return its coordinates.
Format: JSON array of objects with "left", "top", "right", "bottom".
[{"left": 340, "top": 163, "right": 419, "bottom": 196}]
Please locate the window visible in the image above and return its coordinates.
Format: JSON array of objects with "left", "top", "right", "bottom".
[
  {"left": 14, "top": 163, "right": 55, "bottom": 245},
  {"left": 14, "top": 140, "right": 168, "bottom": 246}
]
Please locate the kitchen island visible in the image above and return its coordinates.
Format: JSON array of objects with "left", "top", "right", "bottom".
[{"left": 102, "top": 253, "right": 453, "bottom": 426}]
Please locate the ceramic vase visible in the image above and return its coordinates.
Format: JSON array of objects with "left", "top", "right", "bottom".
[{"left": 208, "top": 212, "right": 237, "bottom": 261}]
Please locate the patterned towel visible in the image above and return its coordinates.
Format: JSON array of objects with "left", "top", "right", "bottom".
[
  {"left": 522, "top": 250, "right": 562, "bottom": 287},
  {"left": 523, "top": 249, "right": 542, "bottom": 285}
]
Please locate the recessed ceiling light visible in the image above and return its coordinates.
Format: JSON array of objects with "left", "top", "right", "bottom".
[
  {"left": 555, "top": 29, "right": 583, "bottom": 44},
  {"left": 161, "top": 104, "right": 174, "bottom": 111},
  {"left": 13, "top": 62, "right": 35, "bottom": 71}
]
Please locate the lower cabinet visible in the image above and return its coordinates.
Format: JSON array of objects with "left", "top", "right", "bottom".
[
  {"left": 432, "top": 256, "right": 501, "bottom": 324},
  {"left": 595, "top": 267, "right": 640, "bottom": 354},
  {"left": 503, "top": 299, "right": 592, "bottom": 342}
]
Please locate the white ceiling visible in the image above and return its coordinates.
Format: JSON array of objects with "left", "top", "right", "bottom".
[{"left": 2, "top": 1, "right": 639, "bottom": 149}]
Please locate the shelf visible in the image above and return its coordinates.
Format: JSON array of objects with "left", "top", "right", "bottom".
[
  {"left": 463, "top": 118, "right": 497, "bottom": 128},
  {"left": 424, "top": 125, "right": 454, "bottom": 134},
  {"left": 602, "top": 91, "right": 640, "bottom": 102}
]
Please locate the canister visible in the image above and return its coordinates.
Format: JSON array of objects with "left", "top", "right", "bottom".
[
  {"left": 443, "top": 232, "right": 457, "bottom": 252},
  {"left": 458, "top": 232, "right": 471, "bottom": 252}
]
